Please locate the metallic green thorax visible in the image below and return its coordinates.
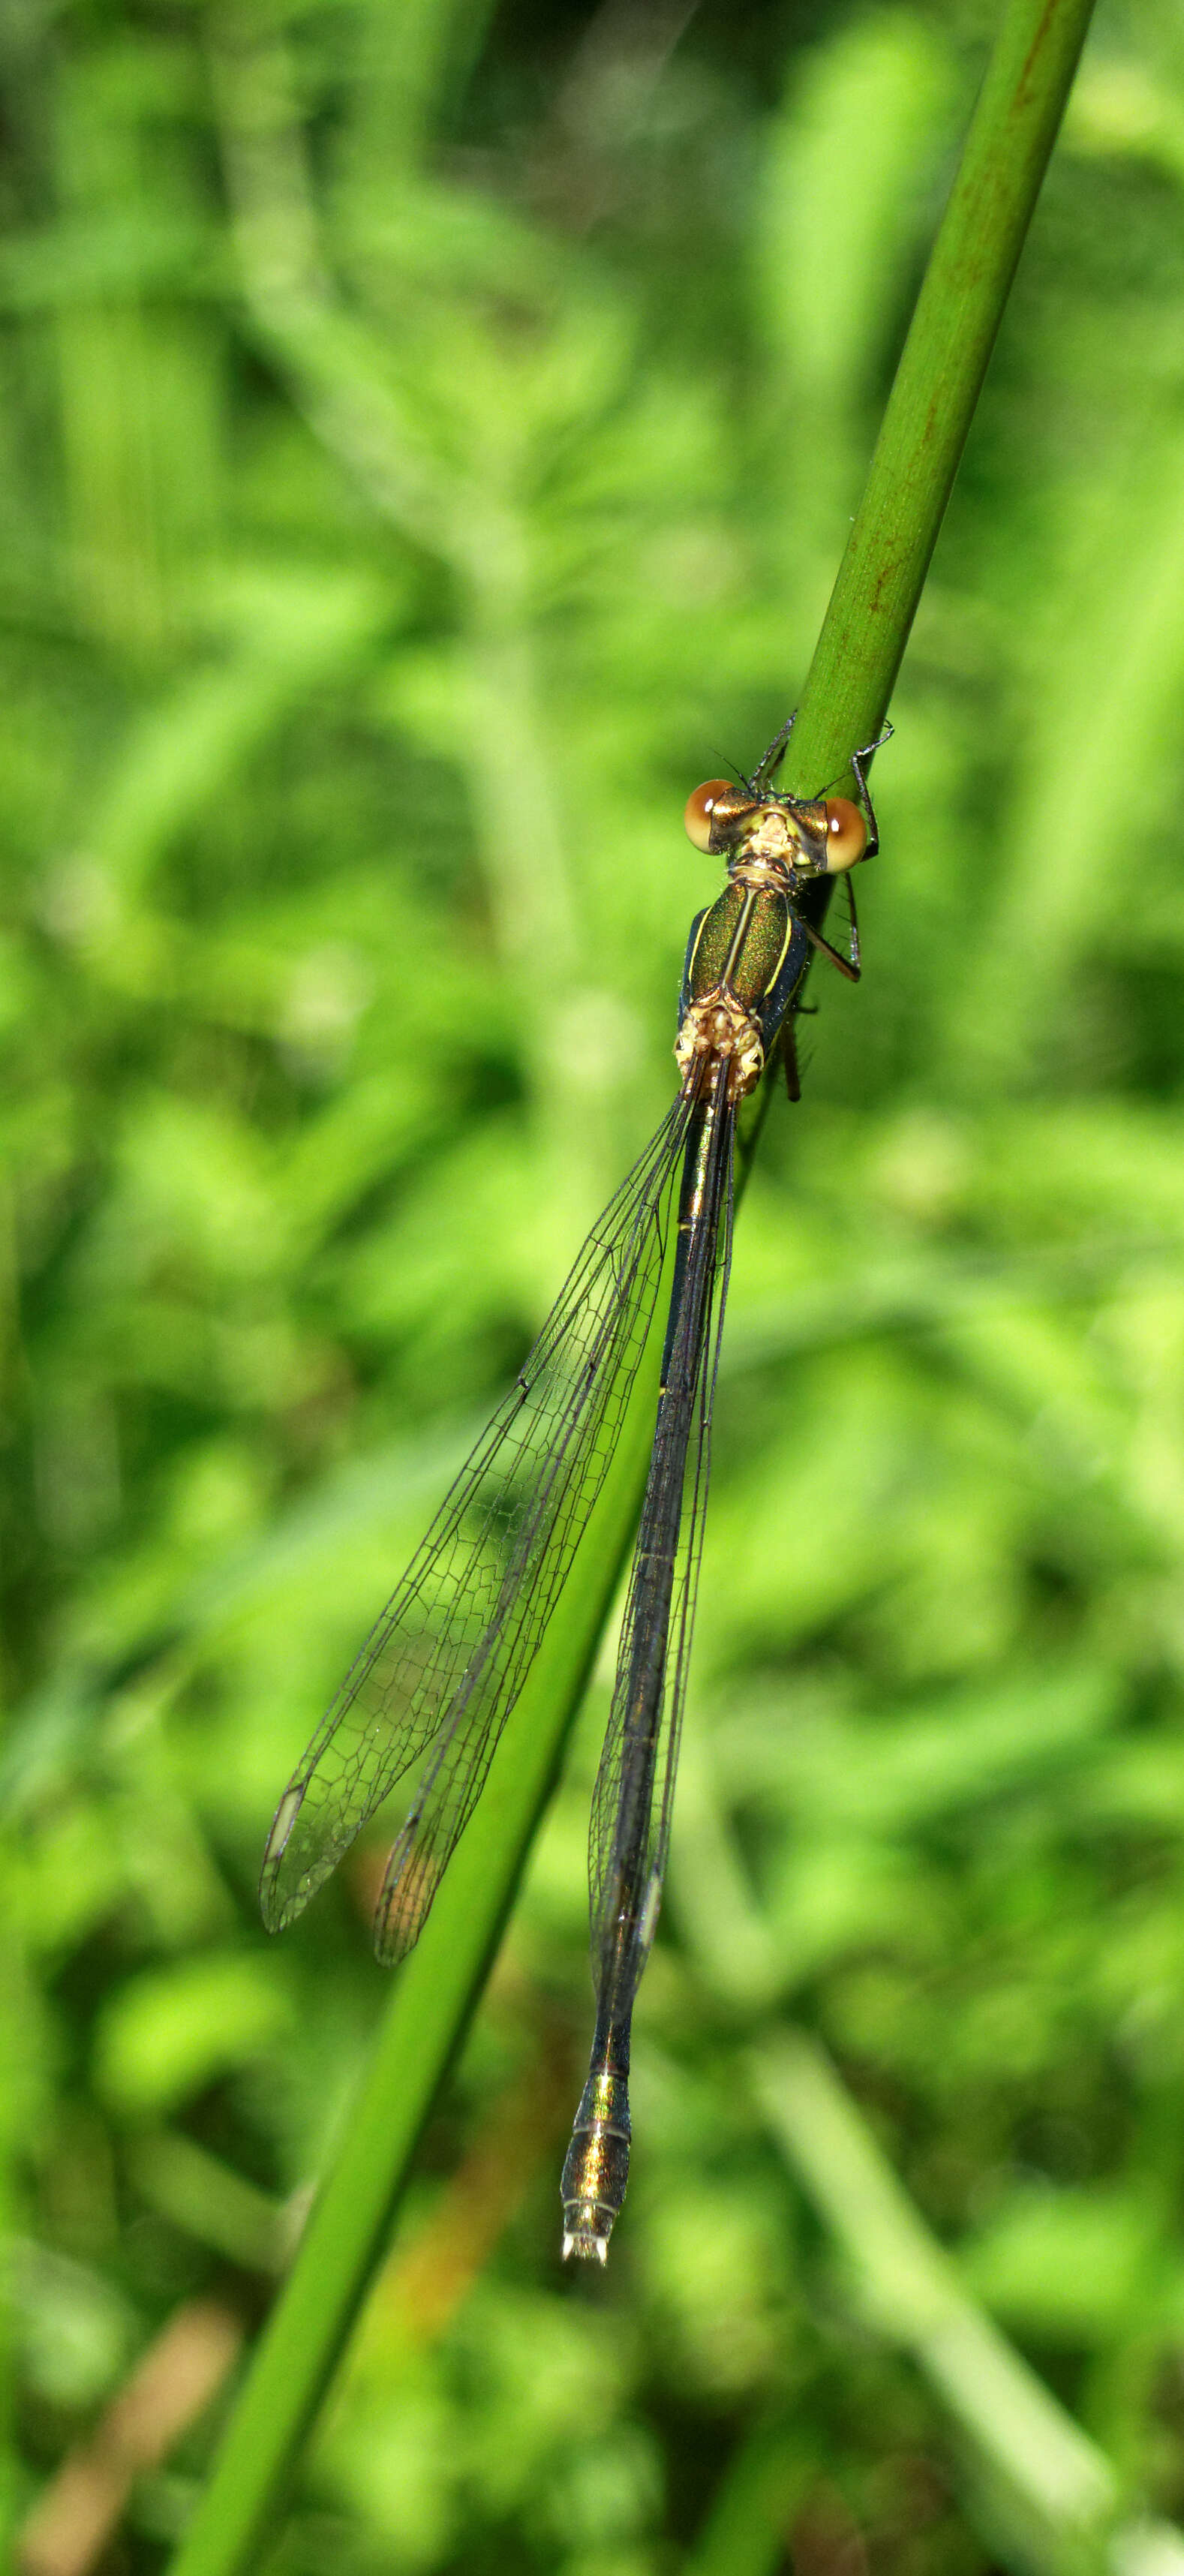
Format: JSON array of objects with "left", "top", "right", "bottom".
[
  {"left": 676, "top": 864, "right": 814, "bottom": 1106},
  {"left": 685, "top": 882, "right": 798, "bottom": 1014}
]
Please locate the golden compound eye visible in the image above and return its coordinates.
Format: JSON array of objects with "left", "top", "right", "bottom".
[
  {"left": 822, "top": 796, "right": 867, "bottom": 872},
  {"left": 684, "top": 780, "right": 732, "bottom": 852}
]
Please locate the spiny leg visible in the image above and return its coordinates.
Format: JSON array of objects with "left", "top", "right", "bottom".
[
  {"left": 804, "top": 915, "right": 861, "bottom": 984},
  {"left": 751, "top": 709, "right": 797, "bottom": 793},
  {"left": 848, "top": 721, "right": 893, "bottom": 859}
]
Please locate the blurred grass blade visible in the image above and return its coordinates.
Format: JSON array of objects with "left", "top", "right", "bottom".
[
  {"left": 684, "top": 2416, "right": 816, "bottom": 2576},
  {"left": 170, "top": 4, "right": 1095, "bottom": 2568},
  {"left": 753, "top": 2031, "right": 1184, "bottom": 2576}
]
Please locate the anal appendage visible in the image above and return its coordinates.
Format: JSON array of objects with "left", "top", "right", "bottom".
[{"left": 560, "top": 2048, "right": 630, "bottom": 2264}]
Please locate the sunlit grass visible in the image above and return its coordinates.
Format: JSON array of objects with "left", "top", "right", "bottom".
[{"left": 12, "top": 1, "right": 1184, "bottom": 2571}]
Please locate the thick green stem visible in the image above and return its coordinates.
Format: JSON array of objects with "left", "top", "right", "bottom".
[
  {"left": 782, "top": 0, "right": 1095, "bottom": 810},
  {"left": 169, "top": 1308, "right": 669, "bottom": 2576}
]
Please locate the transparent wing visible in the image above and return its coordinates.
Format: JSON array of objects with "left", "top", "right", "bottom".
[
  {"left": 260, "top": 1090, "right": 695, "bottom": 1958},
  {"left": 587, "top": 1100, "right": 735, "bottom": 2005}
]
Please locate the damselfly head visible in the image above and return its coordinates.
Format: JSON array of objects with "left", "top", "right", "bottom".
[
  {"left": 819, "top": 795, "right": 867, "bottom": 872},
  {"left": 770, "top": 795, "right": 868, "bottom": 883},
  {"left": 684, "top": 779, "right": 757, "bottom": 852},
  {"left": 777, "top": 795, "right": 869, "bottom": 880},
  {"left": 685, "top": 777, "right": 867, "bottom": 875}
]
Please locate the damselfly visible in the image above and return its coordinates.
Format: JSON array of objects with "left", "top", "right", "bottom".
[{"left": 262, "top": 713, "right": 887, "bottom": 2261}]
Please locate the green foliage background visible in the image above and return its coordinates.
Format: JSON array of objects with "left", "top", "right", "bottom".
[{"left": 8, "top": 0, "right": 1184, "bottom": 2568}]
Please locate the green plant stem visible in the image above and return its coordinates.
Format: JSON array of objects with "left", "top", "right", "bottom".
[
  {"left": 169, "top": 1282, "right": 672, "bottom": 2576},
  {"left": 780, "top": 0, "right": 1096, "bottom": 811},
  {"left": 171, "top": 4, "right": 1095, "bottom": 2567}
]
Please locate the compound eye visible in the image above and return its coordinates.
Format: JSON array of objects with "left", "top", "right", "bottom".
[
  {"left": 822, "top": 796, "right": 867, "bottom": 871},
  {"left": 684, "top": 780, "right": 732, "bottom": 852}
]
